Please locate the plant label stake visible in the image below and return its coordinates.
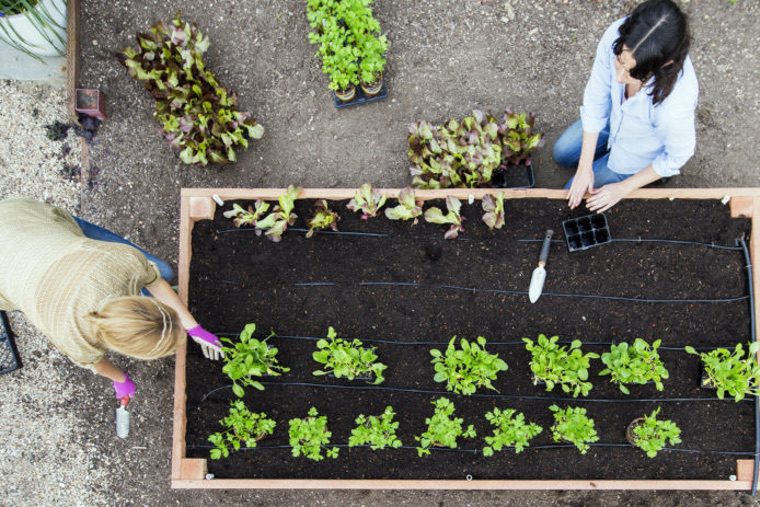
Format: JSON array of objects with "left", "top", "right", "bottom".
[
  {"left": 116, "top": 396, "right": 131, "bottom": 439},
  {"left": 529, "top": 229, "right": 554, "bottom": 303}
]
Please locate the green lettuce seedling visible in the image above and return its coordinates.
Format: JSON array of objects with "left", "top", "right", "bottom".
[
  {"left": 385, "top": 187, "right": 423, "bottom": 223},
  {"left": 500, "top": 111, "right": 544, "bottom": 164},
  {"left": 221, "top": 323, "right": 290, "bottom": 397},
  {"left": 312, "top": 326, "right": 387, "bottom": 384},
  {"left": 347, "top": 183, "right": 387, "bottom": 219},
  {"left": 424, "top": 196, "right": 465, "bottom": 239},
  {"left": 208, "top": 400, "right": 276, "bottom": 459},
  {"left": 254, "top": 185, "right": 302, "bottom": 242},
  {"left": 430, "top": 336, "right": 508, "bottom": 395},
  {"left": 415, "top": 397, "right": 476, "bottom": 457},
  {"left": 483, "top": 408, "right": 543, "bottom": 456},
  {"left": 306, "top": 199, "right": 340, "bottom": 238},
  {"left": 549, "top": 405, "right": 599, "bottom": 454},
  {"left": 481, "top": 192, "right": 505, "bottom": 230},
  {"left": 223, "top": 201, "right": 270, "bottom": 228},
  {"left": 348, "top": 406, "right": 403, "bottom": 450},
  {"left": 288, "top": 407, "right": 339, "bottom": 461},
  {"left": 685, "top": 342, "right": 760, "bottom": 401},
  {"left": 631, "top": 407, "right": 682, "bottom": 458},
  {"left": 523, "top": 334, "right": 599, "bottom": 397},
  {"left": 600, "top": 338, "right": 669, "bottom": 394}
]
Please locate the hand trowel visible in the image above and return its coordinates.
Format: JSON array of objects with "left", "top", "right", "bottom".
[
  {"left": 116, "top": 396, "right": 130, "bottom": 439},
  {"left": 528, "top": 229, "right": 554, "bottom": 304}
]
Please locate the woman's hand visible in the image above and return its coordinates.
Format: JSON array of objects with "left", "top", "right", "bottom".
[
  {"left": 586, "top": 182, "right": 630, "bottom": 213},
  {"left": 112, "top": 372, "right": 136, "bottom": 400},
  {"left": 188, "top": 325, "right": 224, "bottom": 361},
  {"left": 567, "top": 165, "right": 595, "bottom": 210}
]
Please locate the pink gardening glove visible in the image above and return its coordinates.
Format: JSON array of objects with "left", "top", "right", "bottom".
[
  {"left": 188, "top": 325, "right": 224, "bottom": 361},
  {"left": 112, "top": 372, "right": 136, "bottom": 400}
]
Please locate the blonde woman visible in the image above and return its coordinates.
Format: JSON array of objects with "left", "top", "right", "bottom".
[{"left": 0, "top": 198, "right": 221, "bottom": 401}]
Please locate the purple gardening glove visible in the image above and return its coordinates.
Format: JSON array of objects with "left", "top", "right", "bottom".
[
  {"left": 188, "top": 325, "right": 224, "bottom": 361},
  {"left": 112, "top": 372, "right": 136, "bottom": 401}
]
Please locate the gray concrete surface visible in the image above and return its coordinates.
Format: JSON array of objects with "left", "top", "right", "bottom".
[{"left": 1, "top": 0, "right": 760, "bottom": 505}]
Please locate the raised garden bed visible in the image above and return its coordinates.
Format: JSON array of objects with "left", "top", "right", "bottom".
[{"left": 173, "top": 187, "right": 760, "bottom": 489}]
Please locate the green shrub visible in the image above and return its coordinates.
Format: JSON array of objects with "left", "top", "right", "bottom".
[
  {"left": 600, "top": 338, "right": 669, "bottom": 394},
  {"left": 288, "top": 407, "right": 339, "bottom": 461},
  {"left": 523, "top": 334, "right": 599, "bottom": 397},
  {"left": 349, "top": 406, "right": 403, "bottom": 450},
  {"left": 208, "top": 400, "right": 276, "bottom": 459},
  {"left": 483, "top": 408, "right": 542, "bottom": 456},
  {"left": 430, "top": 336, "right": 508, "bottom": 395},
  {"left": 630, "top": 407, "right": 681, "bottom": 458},
  {"left": 312, "top": 326, "right": 387, "bottom": 384},
  {"left": 415, "top": 398, "right": 476, "bottom": 457},
  {"left": 221, "top": 323, "right": 289, "bottom": 397},
  {"left": 685, "top": 342, "right": 760, "bottom": 401},
  {"left": 122, "top": 15, "right": 263, "bottom": 165},
  {"left": 549, "top": 405, "right": 599, "bottom": 454}
]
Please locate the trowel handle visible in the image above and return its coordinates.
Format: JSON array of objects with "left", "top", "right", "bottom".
[
  {"left": 120, "top": 396, "right": 130, "bottom": 408},
  {"left": 538, "top": 229, "right": 554, "bottom": 266}
]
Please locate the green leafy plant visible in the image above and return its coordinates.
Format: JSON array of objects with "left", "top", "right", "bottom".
[
  {"left": 630, "top": 407, "right": 682, "bottom": 458},
  {"left": 549, "top": 405, "right": 599, "bottom": 454},
  {"left": 122, "top": 15, "right": 264, "bottom": 165},
  {"left": 348, "top": 406, "right": 403, "bottom": 450},
  {"left": 288, "top": 407, "right": 339, "bottom": 461},
  {"left": 312, "top": 326, "right": 387, "bottom": 384},
  {"left": 254, "top": 185, "right": 302, "bottom": 242},
  {"left": 523, "top": 334, "right": 599, "bottom": 397},
  {"left": 481, "top": 192, "right": 505, "bottom": 230},
  {"left": 346, "top": 183, "right": 386, "bottom": 219},
  {"left": 306, "top": 199, "right": 340, "bottom": 238},
  {"left": 482, "top": 408, "right": 543, "bottom": 456},
  {"left": 207, "top": 400, "right": 276, "bottom": 459},
  {"left": 424, "top": 196, "right": 464, "bottom": 240},
  {"left": 223, "top": 201, "right": 270, "bottom": 228},
  {"left": 599, "top": 338, "right": 669, "bottom": 394},
  {"left": 415, "top": 397, "right": 476, "bottom": 457},
  {"left": 0, "top": 0, "right": 66, "bottom": 60},
  {"left": 685, "top": 342, "right": 760, "bottom": 401},
  {"left": 430, "top": 336, "right": 508, "bottom": 395},
  {"left": 500, "top": 111, "right": 544, "bottom": 165},
  {"left": 221, "top": 323, "right": 290, "bottom": 397},
  {"left": 384, "top": 187, "right": 423, "bottom": 222}
]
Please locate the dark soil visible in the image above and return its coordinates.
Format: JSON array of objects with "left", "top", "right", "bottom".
[{"left": 186, "top": 198, "right": 754, "bottom": 480}]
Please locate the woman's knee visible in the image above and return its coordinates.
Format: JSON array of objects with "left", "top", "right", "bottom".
[{"left": 552, "top": 120, "right": 583, "bottom": 168}]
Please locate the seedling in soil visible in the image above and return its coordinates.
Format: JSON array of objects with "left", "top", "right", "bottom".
[
  {"left": 312, "top": 326, "right": 387, "bottom": 384},
  {"left": 685, "top": 342, "right": 760, "bottom": 401},
  {"left": 424, "top": 196, "right": 465, "bottom": 239},
  {"left": 430, "top": 336, "right": 508, "bottom": 395},
  {"left": 482, "top": 407, "right": 542, "bottom": 456},
  {"left": 523, "top": 334, "right": 599, "bottom": 397},
  {"left": 628, "top": 407, "right": 681, "bottom": 458},
  {"left": 549, "top": 405, "right": 599, "bottom": 454},
  {"left": 500, "top": 111, "right": 544, "bottom": 165},
  {"left": 481, "top": 192, "right": 505, "bottom": 230},
  {"left": 346, "top": 183, "right": 387, "bottom": 219},
  {"left": 415, "top": 397, "right": 476, "bottom": 457},
  {"left": 223, "top": 201, "right": 270, "bottom": 228},
  {"left": 221, "top": 323, "right": 290, "bottom": 397},
  {"left": 254, "top": 185, "right": 302, "bottom": 242},
  {"left": 348, "top": 406, "right": 403, "bottom": 450},
  {"left": 599, "top": 338, "right": 669, "bottom": 394},
  {"left": 385, "top": 187, "right": 423, "bottom": 223},
  {"left": 288, "top": 407, "right": 339, "bottom": 461},
  {"left": 306, "top": 199, "right": 340, "bottom": 238},
  {"left": 207, "top": 400, "right": 276, "bottom": 459}
]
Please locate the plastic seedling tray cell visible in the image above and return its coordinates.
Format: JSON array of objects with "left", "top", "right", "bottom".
[
  {"left": 489, "top": 162, "right": 536, "bottom": 189},
  {"left": 562, "top": 213, "right": 612, "bottom": 252},
  {"left": 333, "top": 82, "right": 389, "bottom": 110},
  {"left": 0, "top": 311, "right": 21, "bottom": 375}
]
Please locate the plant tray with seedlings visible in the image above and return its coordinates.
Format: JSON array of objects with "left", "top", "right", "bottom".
[
  {"left": 0, "top": 311, "right": 21, "bottom": 375},
  {"left": 173, "top": 187, "right": 760, "bottom": 490},
  {"left": 562, "top": 213, "right": 612, "bottom": 252},
  {"left": 490, "top": 162, "right": 536, "bottom": 189},
  {"left": 332, "top": 80, "right": 388, "bottom": 109}
]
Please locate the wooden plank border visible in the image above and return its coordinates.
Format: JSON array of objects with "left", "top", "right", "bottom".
[
  {"left": 173, "top": 187, "right": 760, "bottom": 490},
  {"left": 66, "top": 0, "right": 80, "bottom": 121}
]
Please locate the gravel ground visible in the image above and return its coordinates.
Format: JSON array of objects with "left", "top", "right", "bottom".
[{"left": 1, "top": 0, "right": 760, "bottom": 505}]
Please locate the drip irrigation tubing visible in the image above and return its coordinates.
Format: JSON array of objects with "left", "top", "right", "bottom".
[
  {"left": 201, "top": 381, "right": 750, "bottom": 404},
  {"left": 740, "top": 238, "right": 760, "bottom": 495}
]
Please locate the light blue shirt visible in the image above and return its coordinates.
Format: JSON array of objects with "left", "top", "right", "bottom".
[{"left": 580, "top": 18, "right": 699, "bottom": 177}]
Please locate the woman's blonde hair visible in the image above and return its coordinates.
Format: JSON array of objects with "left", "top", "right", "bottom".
[{"left": 87, "top": 296, "right": 185, "bottom": 359}]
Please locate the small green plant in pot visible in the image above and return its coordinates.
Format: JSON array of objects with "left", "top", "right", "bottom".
[
  {"left": 523, "top": 334, "right": 599, "bottom": 397},
  {"left": 207, "top": 400, "right": 276, "bottom": 459},
  {"left": 306, "top": 199, "right": 340, "bottom": 238},
  {"left": 312, "top": 326, "right": 387, "bottom": 384},
  {"left": 685, "top": 342, "right": 760, "bottom": 401},
  {"left": 549, "top": 405, "right": 599, "bottom": 454},
  {"left": 499, "top": 111, "right": 544, "bottom": 166},
  {"left": 627, "top": 407, "right": 681, "bottom": 458},
  {"left": 482, "top": 408, "right": 542, "bottom": 456},
  {"left": 348, "top": 406, "right": 403, "bottom": 450},
  {"left": 384, "top": 187, "right": 423, "bottom": 223},
  {"left": 599, "top": 338, "right": 669, "bottom": 394},
  {"left": 288, "top": 407, "right": 339, "bottom": 461},
  {"left": 430, "top": 336, "right": 508, "bottom": 395},
  {"left": 415, "top": 397, "right": 476, "bottom": 457},
  {"left": 346, "top": 183, "right": 386, "bottom": 219},
  {"left": 221, "top": 323, "right": 290, "bottom": 397},
  {"left": 424, "top": 196, "right": 465, "bottom": 240}
]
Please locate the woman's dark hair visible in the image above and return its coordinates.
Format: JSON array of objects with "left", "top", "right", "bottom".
[{"left": 613, "top": 0, "right": 690, "bottom": 106}]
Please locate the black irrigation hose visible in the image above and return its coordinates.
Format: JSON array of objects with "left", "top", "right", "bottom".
[
  {"left": 739, "top": 238, "right": 760, "bottom": 495},
  {"left": 201, "top": 381, "right": 749, "bottom": 404}
]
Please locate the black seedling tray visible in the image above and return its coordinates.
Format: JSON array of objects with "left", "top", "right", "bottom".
[
  {"left": 332, "top": 82, "right": 388, "bottom": 109},
  {"left": 562, "top": 213, "right": 612, "bottom": 252},
  {"left": 0, "top": 311, "right": 21, "bottom": 375},
  {"left": 490, "top": 162, "right": 536, "bottom": 189}
]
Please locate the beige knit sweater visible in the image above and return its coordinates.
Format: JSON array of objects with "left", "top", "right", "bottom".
[{"left": 0, "top": 198, "right": 160, "bottom": 367}]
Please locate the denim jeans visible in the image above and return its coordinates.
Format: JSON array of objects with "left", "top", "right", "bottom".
[
  {"left": 553, "top": 119, "right": 633, "bottom": 189},
  {"left": 73, "top": 217, "right": 175, "bottom": 286}
]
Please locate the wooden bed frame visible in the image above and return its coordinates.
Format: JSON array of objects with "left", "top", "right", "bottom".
[{"left": 172, "top": 187, "right": 760, "bottom": 490}]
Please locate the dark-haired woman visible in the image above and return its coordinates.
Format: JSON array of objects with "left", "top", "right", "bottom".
[{"left": 554, "top": 0, "right": 698, "bottom": 212}]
